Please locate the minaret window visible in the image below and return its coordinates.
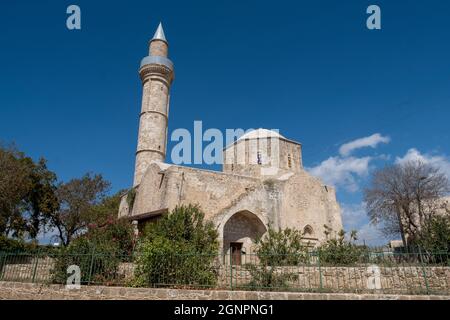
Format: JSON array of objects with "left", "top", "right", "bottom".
[
  {"left": 257, "top": 152, "right": 262, "bottom": 165},
  {"left": 288, "top": 154, "right": 292, "bottom": 168}
]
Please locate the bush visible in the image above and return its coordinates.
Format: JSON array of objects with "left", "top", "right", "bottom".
[
  {"left": 317, "top": 229, "right": 365, "bottom": 265},
  {"left": 86, "top": 216, "right": 135, "bottom": 256},
  {"left": 244, "top": 228, "right": 309, "bottom": 290},
  {"left": 410, "top": 215, "right": 450, "bottom": 264},
  {"left": 254, "top": 228, "right": 310, "bottom": 266},
  {"left": 51, "top": 236, "right": 122, "bottom": 285},
  {"left": 133, "top": 205, "right": 219, "bottom": 288},
  {"left": 51, "top": 217, "right": 134, "bottom": 285}
]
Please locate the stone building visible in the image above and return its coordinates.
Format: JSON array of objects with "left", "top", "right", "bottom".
[{"left": 118, "top": 23, "right": 343, "bottom": 260}]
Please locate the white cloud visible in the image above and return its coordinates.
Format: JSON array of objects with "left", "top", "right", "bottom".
[
  {"left": 307, "top": 156, "right": 371, "bottom": 192},
  {"left": 395, "top": 148, "right": 450, "bottom": 180},
  {"left": 308, "top": 133, "right": 391, "bottom": 192},
  {"left": 339, "top": 133, "right": 390, "bottom": 157}
]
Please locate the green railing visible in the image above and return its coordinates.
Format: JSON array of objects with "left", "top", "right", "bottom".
[{"left": 0, "top": 250, "right": 448, "bottom": 295}]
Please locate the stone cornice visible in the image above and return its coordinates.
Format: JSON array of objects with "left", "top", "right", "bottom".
[{"left": 139, "top": 63, "right": 174, "bottom": 84}]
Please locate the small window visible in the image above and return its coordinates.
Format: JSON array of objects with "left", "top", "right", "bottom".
[
  {"left": 257, "top": 151, "right": 262, "bottom": 165},
  {"left": 288, "top": 154, "right": 292, "bottom": 168},
  {"left": 231, "top": 164, "right": 234, "bottom": 171},
  {"left": 303, "top": 225, "right": 314, "bottom": 236}
]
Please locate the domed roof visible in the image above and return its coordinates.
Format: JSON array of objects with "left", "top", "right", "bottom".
[{"left": 237, "top": 128, "right": 286, "bottom": 141}]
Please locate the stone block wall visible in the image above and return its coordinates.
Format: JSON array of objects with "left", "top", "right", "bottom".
[
  {"left": 219, "top": 265, "right": 450, "bottom": 295},
  {"left": 0, "top": 281, "right": 449, "bottom": 300},
  {"left": 1, "top": 257, "right": 55, "bottom": 283},
  {"left": 2, "top": 259, "right": 449, "bottom": 296}
]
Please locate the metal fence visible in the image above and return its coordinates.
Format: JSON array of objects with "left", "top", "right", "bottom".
[{"left": 0, "top": 250, "right": 449, "bottom": 295}]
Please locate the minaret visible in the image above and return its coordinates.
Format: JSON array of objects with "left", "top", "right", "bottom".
[{"left": 133, "top": 23, "right": 175, "bottom": 186}]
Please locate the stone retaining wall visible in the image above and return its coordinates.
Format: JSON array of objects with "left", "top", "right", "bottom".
[
  {"left": 222, "top": 265, "right": 450, "bottom": 294},
  {"left": 0, "top": 281, "right": 448, "bottom": 300},
  {"left": 2, "top": 260, "right": 449, "bottom": 295}
]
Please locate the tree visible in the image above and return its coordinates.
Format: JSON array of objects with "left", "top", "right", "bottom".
[
  {"left": 133, "top": 205, "right": 219, "bottom": 287},
  {"left": 88, "top": 190, "right": 125, "bottom": 227},
  {"left": 0, "top": 144, "right": 58, "bottom": 239},
  {"left": 23, "top": 158, "right": 59, "bottom": 239},
  {"left": 49, "top": 173, "right": 110, "bottom": 246},
  {"left": 364, "top": 160, "right": 449, "bottom": 248}
]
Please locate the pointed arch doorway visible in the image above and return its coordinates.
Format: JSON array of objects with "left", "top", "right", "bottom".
[{"left": 222, "top": 210, "right": 267, "bottom": 264}]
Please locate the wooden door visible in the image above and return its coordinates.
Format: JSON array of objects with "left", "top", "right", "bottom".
[{"left": 230, "top": 242, "right": 242, "bottom": 265}]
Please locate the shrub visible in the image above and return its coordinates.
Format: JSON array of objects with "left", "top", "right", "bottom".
[
  {"left": 86, "top": 216, "right": 135, "bottom": 257},
  {"left": 317, "top": 228, "right": 365, "bottom": 265},
  {"left": 410, "top": 215, "right": 450, "bottom": 264},
  {"left": 51, "top": 217, "right": 134, "bottom": 285},
  {"left": 133, "top": 205, "right": 219, "bottom": 288},
  {"left": 254, "top": 228, "right": 310, "bottom": 266},
  {"left": 244, "top": 228, "right": 309, "bottom": 290}
]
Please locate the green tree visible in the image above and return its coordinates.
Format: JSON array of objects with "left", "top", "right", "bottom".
[
  {"left": 49, "top": 173, "right": 110, "bottom": 246},
  {"left": 24, "top": 158, "right": 59, "bottom": 239},
  {"left": 133, "top": 205, "right": 219, "bottom": 287},
  {"left": 0, "top": 144, "right": 58, "bottom": 239},
  {"left": 88, "top": 190, "right": 125, "bottom": 226}
]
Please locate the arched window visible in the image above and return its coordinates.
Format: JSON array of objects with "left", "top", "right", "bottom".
[{"left": 303, "top": 225, "right": 314, "bottom": 237}]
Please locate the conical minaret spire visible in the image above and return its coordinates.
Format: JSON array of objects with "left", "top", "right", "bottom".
[{"left": 152, "top": 22, "right": 167, "bottom": 43}]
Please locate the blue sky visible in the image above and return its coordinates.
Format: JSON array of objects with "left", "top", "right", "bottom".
[{"left": 1, "top": 1, "right": 450, "bottom": 245}]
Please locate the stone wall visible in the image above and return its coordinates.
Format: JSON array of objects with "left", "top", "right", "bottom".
[
  {"left": 1, "top": 257, "right": 54, "bottom": 283},
  {"left": 221, "top": 265, "right": 450, "bottom": 295},
  {"left": 2, "top": 260, "right": 448, "bottom": 296},
  {"left": 0, "top": 281, "right": 448, "bottom": 300}
]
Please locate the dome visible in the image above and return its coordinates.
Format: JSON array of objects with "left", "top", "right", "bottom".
[{"left": 237, "top": 128, "right": 286, "bottom": 141}]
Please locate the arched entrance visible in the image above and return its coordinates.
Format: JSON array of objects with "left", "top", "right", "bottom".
[{"left": 222, "top": 210, "right": 267, "bottom": 264}]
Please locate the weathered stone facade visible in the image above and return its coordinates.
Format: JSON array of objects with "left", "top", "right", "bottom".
[{"left": 118, "top": 24, "right": 343, "bottom": 253}]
